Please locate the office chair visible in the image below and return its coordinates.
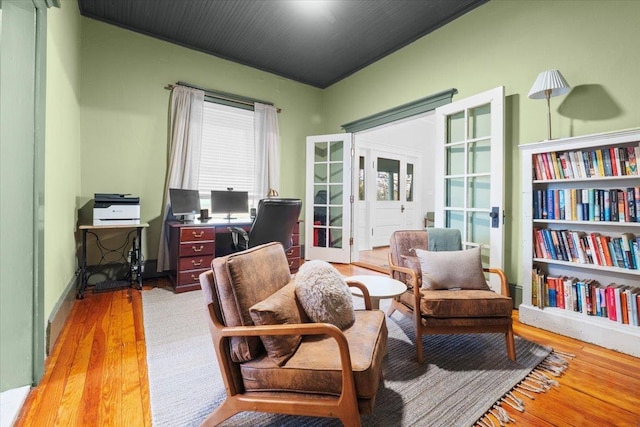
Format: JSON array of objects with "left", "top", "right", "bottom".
[{"left": 230, "top": 198, "right": 302, "bottom": 252}]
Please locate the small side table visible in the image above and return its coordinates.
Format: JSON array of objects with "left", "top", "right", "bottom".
[
  {"left": 77, "top": 223, "right": 148, "bottom": 299},
  {"left": 346, "top": 275, "right": 407, "bottom": 310}
]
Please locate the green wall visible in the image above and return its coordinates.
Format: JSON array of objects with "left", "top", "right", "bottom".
[
  {"left": 323, "top": 0, "right": 640, "bottom": 284},
  {"left": 79, "top": 18, "right": 324, "bottom": 263},
  {"left": 44, "top": 0, "right": 82, "bottom": 327}
]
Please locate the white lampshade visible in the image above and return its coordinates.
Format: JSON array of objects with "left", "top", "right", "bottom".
[{"left": 528, "top": 69, "right": 571, "bottom": 99}]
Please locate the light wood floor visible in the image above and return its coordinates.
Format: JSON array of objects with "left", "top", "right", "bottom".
[{"left": 15, "top": 266, "right": 640, "bottom": 427}]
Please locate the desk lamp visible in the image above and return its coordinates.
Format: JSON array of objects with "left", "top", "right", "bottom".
[{"left": 528, "top": 69, "right": 571, "bottom": 140}]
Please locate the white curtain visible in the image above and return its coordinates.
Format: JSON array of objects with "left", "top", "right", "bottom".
[
  {"left": 254, "top": 103, "right": 281, "bottom": 201},
  {"left": 156, "top": 86, "right": 205, "bottom": 271}
]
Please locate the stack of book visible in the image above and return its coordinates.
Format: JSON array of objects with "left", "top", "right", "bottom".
[
  {"left": 531, "top": 268, "right": 640, "bottom": 326},
  {"left": 533, "top": 144, "right": 639, "bottom": 181}
]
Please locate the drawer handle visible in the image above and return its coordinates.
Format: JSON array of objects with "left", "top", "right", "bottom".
[
  {"left": 191, "top": 259, "right": 203, "bottom": 267},
  {"left": 192, "top": 231, "right": 205, "bottom": 238},
  {"left": 192, "top": 245, "right": 204, "bottom": 252},
  {"left": 288, "top": 260, "right": 294, "bottom": 266},
  {"left": 286, "top": 249, "right": 294, "bottom": 255},
  {"left": 190, "top": 274, "right": 198, "bottom": 281}
]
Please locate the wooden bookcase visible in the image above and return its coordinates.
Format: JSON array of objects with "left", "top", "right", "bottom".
[{"left": 519, "top": 128, "right": 640, "bottom": 357}]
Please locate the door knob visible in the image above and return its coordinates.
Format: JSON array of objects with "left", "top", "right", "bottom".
[
  {"left": 401, "top": 204, "right": 405, "bottom": 213},
  {"left": 490, "top": 207, "right": 499, "bottom": 228}
]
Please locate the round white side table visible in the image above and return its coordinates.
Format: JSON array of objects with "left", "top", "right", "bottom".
[{"left": 346, "top": 275, "right": 407, "bottom": 310}]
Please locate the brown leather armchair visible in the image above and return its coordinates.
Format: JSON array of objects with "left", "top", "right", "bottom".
[
  {"left": 388, "top": 229, "right": 516, "bottom": 364},
  {"left": 199, "top": 242, "right": 388, "bottom": 426}
]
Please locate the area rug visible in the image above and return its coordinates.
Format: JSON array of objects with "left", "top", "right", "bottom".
[{"left": 142, "top": 287, "right": 564, "bottom": 427}]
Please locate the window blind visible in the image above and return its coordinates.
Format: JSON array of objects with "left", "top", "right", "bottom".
[{"left": 199, "top": 102, "right": 256, "bottom": 207}]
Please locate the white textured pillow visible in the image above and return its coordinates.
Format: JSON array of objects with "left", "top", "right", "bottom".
[
  {"left": 294, "top": 260, "right": 355, "bottom": 330},
  {"left": 414, "top": 247, "right": 490, "bottom": 291}
]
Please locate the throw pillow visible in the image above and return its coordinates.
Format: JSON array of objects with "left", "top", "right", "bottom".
[
  {"left": 414, "top": 246, "right": 490, "bottom": 291},
  {"left": 294, "top": 260, "right": 355, "bottom": 330},
  {"left": 400, "top": 254, "right": 422, "bottom": 289},
  {"left": 249, "top": 281, "right": 308, "bottom": 366}
]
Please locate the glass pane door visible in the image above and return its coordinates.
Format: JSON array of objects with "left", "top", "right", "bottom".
[
  {"left": 435, "top": 87, "right": 505, "bottom": 290},
  {"left": 305, "top": 133, "right": 352, "bottom": 263}
]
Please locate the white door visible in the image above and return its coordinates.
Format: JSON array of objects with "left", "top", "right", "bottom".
[
  {"left": 370, "top": 151, "right": 420, "bottom": 247},
  {"left": 434, "top": 86, "right": 505, "bottom": 291},
  {"left": 305, "top": 133, "right": 352, "bottom": 263}
]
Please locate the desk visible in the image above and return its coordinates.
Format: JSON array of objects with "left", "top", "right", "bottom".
[
  {"left": 77, "top": 223, "right": 148, "bottom": 299},
  {"left": 346, "top": 275, "right": 407, "bottom": 310},
  {"left": 167, "top": 219, "right": 301, "bottom": 293}
]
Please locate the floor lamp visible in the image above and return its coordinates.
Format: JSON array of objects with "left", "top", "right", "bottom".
[{"left": 528, "top": 69, "right": 571, "bottom": 140}]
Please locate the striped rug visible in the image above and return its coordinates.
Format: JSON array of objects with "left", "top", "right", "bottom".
[{"left": 143, "top": 287, "right": 561, "bottom": 427}]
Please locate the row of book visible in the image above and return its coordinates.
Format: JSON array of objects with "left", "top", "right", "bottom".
[
  {"left": 533, "top": 187, "right": 640, "bottom": 222},
  {"left": 531, "top": 268, "right": 640, "bottom": 326},
  {"left": 533, "top": 144, "right": 639, "bottom": 181},
  {"left": 533, "top": 228, "right": 640, "bottom": 269}
]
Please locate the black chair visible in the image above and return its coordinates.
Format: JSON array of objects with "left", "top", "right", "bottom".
[{"left": 230, "top": 198, "right": 302, "bottom": 252}]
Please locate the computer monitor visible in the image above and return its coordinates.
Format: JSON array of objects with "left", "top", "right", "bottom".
[
  {"left": 211, "top": 190, "right": 249, "bottom": 220},
  {"left": 169, "top": 188, "right": 201, "bottom": 222}
]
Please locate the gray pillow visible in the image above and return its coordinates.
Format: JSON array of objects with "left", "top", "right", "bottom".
[
  {"left": 294, "top": 260, "right": 355, "bottom": 330},
  {"left": 414, "top": 247, "right": 490, "bottom": 291}
]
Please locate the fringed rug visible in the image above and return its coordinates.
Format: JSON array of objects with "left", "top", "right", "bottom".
[{"left": 142, "top": 288, "right": 569, "bottom": 427}]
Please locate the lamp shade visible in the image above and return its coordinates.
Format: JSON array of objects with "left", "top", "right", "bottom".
[{"left": 528, "top": 69, "right": 571, "bottom": 99}]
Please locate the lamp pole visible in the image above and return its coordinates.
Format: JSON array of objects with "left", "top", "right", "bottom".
[{"left": 545, "top": 88, "right": 552, "bottom": 140}]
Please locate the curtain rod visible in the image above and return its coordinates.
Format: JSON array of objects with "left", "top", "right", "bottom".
[{"left": 165, "top": 82, "right": 281, "bottom": 113}]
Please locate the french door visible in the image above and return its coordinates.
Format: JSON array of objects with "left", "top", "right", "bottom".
[
  {"left": 305, "top": 134, "right": 352, "bottom": 263},
  {"left": 434, "top": 86, "right": 505, "bottom": 291}
]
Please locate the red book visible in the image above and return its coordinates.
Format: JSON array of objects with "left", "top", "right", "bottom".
[
  {"left": 610, "top": 147, "right": 619, "bottom": 176},
  {"left": 556, "top": 277, "right": 565, "bottom": 309},
  {"left": 588, "top": 233, "right": 603, "bottom": 266},
  {"left": 606, "top": 286, "right": 617, "bottom": 321}
]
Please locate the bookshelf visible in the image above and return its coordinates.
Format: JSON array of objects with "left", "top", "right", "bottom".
[{"left": 519, "top": 128, "right": 640, "bottom": 357}]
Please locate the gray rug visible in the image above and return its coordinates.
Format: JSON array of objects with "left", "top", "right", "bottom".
[{"left": 143, "top": 287, "right": 552, "bottom": 427}]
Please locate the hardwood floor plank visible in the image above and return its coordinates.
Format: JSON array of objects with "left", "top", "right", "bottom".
[
  {"left": 120, "top": 289, "right": 145, "bottom": 425},
  {"left": 76, "top": 292, "right": 112, "bottom": 425},
  {"left": 53, "top": 316, "right": 97, "bottom": 426},
  {"left": 98, "top": 291, "right": 123, "bottom": 426}
]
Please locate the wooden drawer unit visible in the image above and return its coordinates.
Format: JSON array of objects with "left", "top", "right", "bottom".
[
  {"left": 169, "top": 223, "right": 216, "bottom": 293},
  {"left": 287, "top": 221, "right": 301, "bottom": 273}
]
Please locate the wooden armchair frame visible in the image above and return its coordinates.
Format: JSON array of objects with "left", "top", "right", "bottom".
[
  {"left": 388, "top": 255, "right": 516, "bottom": 364},
  {"left": 200, "top": 273, "right": 374, "bottom": 427}
]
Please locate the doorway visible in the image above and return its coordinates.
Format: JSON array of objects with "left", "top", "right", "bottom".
[{"left": 352, "top": 112, "right": 436, "bottom": 271}]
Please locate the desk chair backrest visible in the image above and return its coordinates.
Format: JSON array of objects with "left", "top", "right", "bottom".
[{"left": 248, "top": 198, "right": 302, "bottom": 250}]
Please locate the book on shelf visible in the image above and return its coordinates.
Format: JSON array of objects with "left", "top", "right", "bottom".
[
  {"left": 610, "top": 147, "right": 620, "bottom": 176},
  {"left": 620, "top": 233, "right": 636, "bottom": 269},
  {"left": 626, "top": 188, "right": 637, "bottom": 222},
  {"left": 628, "top": 146, "right": 638, "bottom": 175}
]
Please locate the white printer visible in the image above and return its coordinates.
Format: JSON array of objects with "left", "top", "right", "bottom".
[{"left": 93, "top": 193, "right": 140, "bottom": 226}]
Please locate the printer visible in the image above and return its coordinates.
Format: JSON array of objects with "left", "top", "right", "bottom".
[{"left": 93, "top": 193, "right": 140, "bottom": 226}]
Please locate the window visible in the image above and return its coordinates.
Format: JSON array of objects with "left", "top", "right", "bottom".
[{"left": 198, "top": 102, "right": 256, "bottom": 211}]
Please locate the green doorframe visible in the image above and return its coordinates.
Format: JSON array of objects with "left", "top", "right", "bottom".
[{"left": 32, "top": 0, "right": 50, "bottom": 384}]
